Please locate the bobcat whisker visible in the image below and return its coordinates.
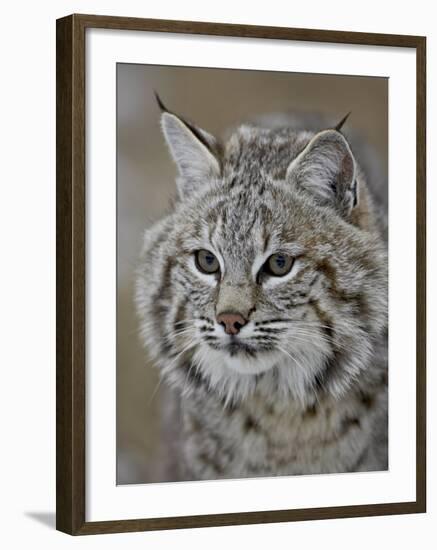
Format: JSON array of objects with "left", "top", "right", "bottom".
[
  {"left": 250, "top": 335, "right": 279, "bottom": 343},
  {"left": 254, "top": 327, "right": 287, "bottom": 334},
  {"left": 279, "top": 331, "right": 333, "bottom": 353},
  {"left": 147, "top": 375, "right": 165, "bottom": 407},
  {"left": 170, "top": 326, "right": 198, "bottom": 339},
  {"left": 275, "top": 345, "right": 309, "bottom": 386},
  {"left": 254, "top": 318, "right": 294, "bottom": 326},
  {"left": 181, "top": 357, "right": 200, "bottom": 397},
  {"left": 288, "top": 329, "right": 350, "bottom": 353},
  {"left": 174, "top": 318, "right": 205, "bottom": 326},
  {"left": 166, "top": 337, "right": 198, "bottom": 364}
]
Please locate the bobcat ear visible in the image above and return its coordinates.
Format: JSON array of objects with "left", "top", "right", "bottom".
[
  {"left": 286, "top": 129, "right": 358, "bottom": 216},
  {"left": 158, "top": 97, "right": 221, "bottom": 198}
]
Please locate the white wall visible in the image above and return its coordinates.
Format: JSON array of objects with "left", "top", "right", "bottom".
[{"left": 0, "top": 0, "right": 435, "bottom": 547}]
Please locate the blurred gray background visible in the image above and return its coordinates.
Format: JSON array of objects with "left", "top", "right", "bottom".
[{"left": 116, "top": 63, "right": 388, "bottom": 485}]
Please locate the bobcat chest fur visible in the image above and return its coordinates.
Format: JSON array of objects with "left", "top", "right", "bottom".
[{"left": 181, "top": 371, "right": 387, "bottom": 480}]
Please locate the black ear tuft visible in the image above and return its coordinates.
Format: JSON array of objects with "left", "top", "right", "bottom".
[
  {"left": 154, "top": 91, "right": 169, "bottom": 113},
  {"left": 334, "top": 111, "right": 351, "bottom": 132}
]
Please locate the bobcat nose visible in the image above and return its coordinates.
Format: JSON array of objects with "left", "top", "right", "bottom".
[{"left": 217, "top": 312, "right": 247, "bottom": 335}]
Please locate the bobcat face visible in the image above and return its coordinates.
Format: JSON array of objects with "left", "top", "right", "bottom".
[{"left": 136, "top": 100, "right": 387, "bottom": 405}]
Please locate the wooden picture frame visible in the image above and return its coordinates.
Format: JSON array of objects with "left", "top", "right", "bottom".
[{"left": 56, "top": 13, "right": 426, "bottom": 535}]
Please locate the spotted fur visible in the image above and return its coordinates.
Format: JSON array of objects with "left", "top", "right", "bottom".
[{"left": 135, "top": 105, "right": 388, "bottom": 480}]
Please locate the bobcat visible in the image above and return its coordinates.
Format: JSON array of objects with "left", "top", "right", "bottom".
[{"left": 135, "top": 96, "right": 388, "bottom": 481}]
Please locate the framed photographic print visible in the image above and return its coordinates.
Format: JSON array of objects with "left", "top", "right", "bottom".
[{"left": 56, "top": 14, "right": 426, "bottom": 535}]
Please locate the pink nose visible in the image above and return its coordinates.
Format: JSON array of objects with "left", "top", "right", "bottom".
[{"left": 217, "top": 312, "right": 247, "bottom": 335}]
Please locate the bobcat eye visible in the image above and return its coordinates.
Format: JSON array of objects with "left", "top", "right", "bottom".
[
  {"left": 195, "top": 249, "right": 220, "bottom": 274},
  {"left": 264, "top": 253, "right": 294, "bottom": 277}
]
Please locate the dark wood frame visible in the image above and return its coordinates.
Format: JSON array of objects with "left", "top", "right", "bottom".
[{"left": 56, "top": 13, "right": 427, "bottom": 535}]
